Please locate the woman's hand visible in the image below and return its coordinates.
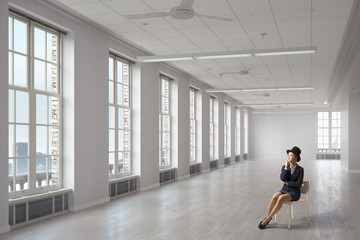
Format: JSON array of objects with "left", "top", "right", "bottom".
[
  {"left": 285, "top": 160, "right": 290, "bottom": 169},
  {"left": 282, "top": 181, "right": 287, "bottom": 185}
]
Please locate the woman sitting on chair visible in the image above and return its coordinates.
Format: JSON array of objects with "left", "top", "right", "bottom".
[{"left": 258, "top": 146, "right": 304, "bottom": 229}]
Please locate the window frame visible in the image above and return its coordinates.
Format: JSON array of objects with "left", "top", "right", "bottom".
[
  {"left": 189, "top": 88, "right": 197, "bottom": 164},
  {"left": 108, "top": 54, "right": 132, "bottom": 178},
  {"left": 224, "top": 102, "right": 228, "bottom": 157},
  {"left": 8, "top": 13, "right": 63, "bottom": 198},
  {"left": 159, "top": 75, "right": 172, "bottom": 169},
  {"left": 209, "top": 96, "right": 215, "bottom": 160},
  {"left": 317, "top": 111, "right": 341, "bottom": 153},
  {"left": 235, "top": 107, "right": 241, "bottom": 155}
]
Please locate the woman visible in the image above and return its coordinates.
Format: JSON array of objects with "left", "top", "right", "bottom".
[{"left": 258, "top": 146, "right": 304, "bottom": 229}]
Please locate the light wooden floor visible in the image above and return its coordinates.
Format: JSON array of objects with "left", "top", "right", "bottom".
[{"left": 2, "top": 158, "right": 360, "bottom": 240}]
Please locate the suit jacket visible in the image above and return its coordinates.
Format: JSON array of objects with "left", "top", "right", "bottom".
[{"left": 280, "top": 164, "right": 304, "bottom": 194}]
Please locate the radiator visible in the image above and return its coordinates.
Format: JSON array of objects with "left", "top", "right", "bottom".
[
  {"left": 109, "top": 176, "right": 138, "bottom": 198},
  {"left": 190, "top": 163, "right": 201, "bottom": 176},
  {"left": 210, "top": 160, "right": 218, "bottom": 170},
  {"left": 9, "top": 189, "right": 71, "bottom": 227},
  {"left": 160, "top": 168, "right": 176, "bottom": 184},
  {"left": 224, "top": 157, "right": 231, "bottom": 165},
  {"left": 316, "top": 153, "right": 341, "bottom": 160}
]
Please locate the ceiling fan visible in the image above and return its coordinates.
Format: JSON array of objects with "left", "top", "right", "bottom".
[
  {"left": 124, "top": 0, "right": 233, "bottom": 21},
  {"left": 219, "top": 68, "right": 258, "bottom": 77}
]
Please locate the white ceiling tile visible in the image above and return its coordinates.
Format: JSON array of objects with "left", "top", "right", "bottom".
[
  {"left": 178, "top": 27, "right": 213, "bottom": 36},
  {"left": 273, "top": 9, "right": 311, "bottom": 21},
  {"left": 230, "top": 0, "right": 271, "bottom": 14},
  {"left": 192, "top": 3, "right": 234, "bottom": 16},
  {"left": 269, "top": 0, "right": 311, "bottom": 11},
  {"left": 104, "top": 0, "right": 152, "bottom": 14},
  {"left": 235, "top": 11, "right": 275, "bottom": 24},
  {"left": 312, "top": 0, "right": 354, "bottom": 8},
  {"left": 277, "top": 20, "right": 311, "bottom": 30},
  {"left": 313, "top": 16, "right": 349, "bottom": 28},
  {"left": 312, "top": 5, "right": 353, "bottom": 18},
  {"left": 58, "top": 0, "right": 97, "bottom": 4},
  {"left": 88, "top": 13, "right": 129, "bottom": 25},
  {"left": 66, "top": 2, "right": 115, "bottom": 15}
]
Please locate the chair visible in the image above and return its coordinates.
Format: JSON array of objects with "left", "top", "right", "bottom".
[{"left": 274, "top": 180, "right": 311, "bottom": 229}]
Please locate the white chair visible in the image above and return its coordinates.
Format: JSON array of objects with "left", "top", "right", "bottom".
[{"left": 274, "top": 180, "right": 311, "bottom": 229}]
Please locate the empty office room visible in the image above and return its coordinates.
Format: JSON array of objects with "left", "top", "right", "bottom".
[{"left": 1, "top": 0, "right": 360, "bottom": 239}]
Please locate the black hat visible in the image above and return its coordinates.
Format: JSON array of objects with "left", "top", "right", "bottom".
[{"left": 287, "top": 146, "right": 301, "bottom": 162}]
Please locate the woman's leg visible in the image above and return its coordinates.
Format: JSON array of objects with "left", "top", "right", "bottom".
[
  {"left": 267, "top": 192, "right": 282, "bottom": 216},
  {"left": 262, "top": 194, "right": 292, "bottom": 225}
]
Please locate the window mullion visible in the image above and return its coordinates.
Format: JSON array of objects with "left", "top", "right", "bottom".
[
  {"left": 114, "top": 59, "right": 119, "bottom": 176},
  {"left": 28, "top": 22, "right": 36, "bottom": 192}
]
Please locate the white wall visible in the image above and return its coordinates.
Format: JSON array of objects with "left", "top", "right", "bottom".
[
  {"left": 0, "top": 0, "right": 10, "bottom": 234},
  {"left": 249, "top": 111, "right": 317, "bottom": 160},
  {"left": 348, "top": 93, "right": 360, "bottom": 171}
]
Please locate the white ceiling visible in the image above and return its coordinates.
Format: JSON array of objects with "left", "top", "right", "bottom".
[{"left": 53, "top": 0, "right": 354, "bottom": 109}]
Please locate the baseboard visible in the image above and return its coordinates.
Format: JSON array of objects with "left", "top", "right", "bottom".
[
  {"left": 72, "top": 197, "right": 110, "bottom": 212},
  {"left": 341, "top": 164, "right": 349, "bottom": 173},
  {"left": 178, "top": 174, "right": 190, "bottom": 181},
  {"left": 0, "top": 225, "right": 10, "bottom": 234},
  {"left": 348, "top": 169, "right": 360, "bottom": 174},
  {"left": 202, "top": 169, "right": 211, "bottom": 174},
  {"left": 140, "top": 183, "right": 160, "bottom": 192}
]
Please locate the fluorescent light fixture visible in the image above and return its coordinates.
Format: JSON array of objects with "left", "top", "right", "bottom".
[
  {"left": 137, "top": 46, "right": 317, "bottom": 62},
  {"left": 205, "top": 86, "right": 314, "bottom": 93},
  {"left": 277, "top": 86, "right": 315, "bottom": 91},
  {"left": 194, "top": 50, "right": 252, "bottom": 60},
  {"left": 206, "top": 89, "right": 241, "bottom": 93},
  {"left": 241, "top": 88, "right": 277, "bottom": 92},
  {"left": 252, "top": 46, "right": 317, "bottom": 57},
  {"left": 237, "top": 102, "right": 314, "bottom": 107}
]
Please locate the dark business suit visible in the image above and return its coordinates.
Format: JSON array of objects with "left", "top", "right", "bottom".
[{"left": 280, "top": 164, "right": 304, "bottom": 195}]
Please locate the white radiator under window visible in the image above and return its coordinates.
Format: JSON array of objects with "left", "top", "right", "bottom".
[{"left": 9, "top": 188, "right": 71, "bottom": 227}]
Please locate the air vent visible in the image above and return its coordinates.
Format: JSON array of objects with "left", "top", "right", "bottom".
[
  {"left": 210, "top": 160, "right": 218, "bottom": 170},
  {"left": 316, "top": 153, "right": 341, "bottom": 160},
  {"left": 109, "top": 176, "right": 138, "bottom": 199},
  {"left": 9, "top": 189, "right": 71, "bottom": 227},
  {"left": 160, "top": 168, "right": 176, "bottom": 184},
  {"left": 190, "top": 163, "right": 201, "bottom": 176}
]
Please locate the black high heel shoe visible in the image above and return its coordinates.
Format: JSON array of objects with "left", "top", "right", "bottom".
[{"left": 258, "top": 217, "right": 272, "bottom": 229}]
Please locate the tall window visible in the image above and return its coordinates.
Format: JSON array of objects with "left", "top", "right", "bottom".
[
  {"left": 109, "top": 55, "right": 131, "bottom": 178},
  {"left": 8, "top": 13, "right": 62, "bottom": 196},
  {"left": 190, "top": 88, "right": 196, "bottom": 163},
  {"left": 318, "top": 112, "right": 341, "bottom": 153},
  {"left": 224, "top": 102, "right": 228, "bottom": 156},
  {"left": 209, "top": 96, "right": 215, "bottom": 160},
  {"left": 235, "top": 107, "right": 241, "bottom": 155},
  {"left": 244, "top": 109, "right": 248, "bottom": 154},
  {"left": 159, "top": 75, "right": 171, "bottom": 168}
]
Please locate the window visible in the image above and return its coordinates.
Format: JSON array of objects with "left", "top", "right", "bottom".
[
  {"left": 109, "top": 55, "right": 131, "bottom": 178},
  {"left": 235, "top": 107, "right": 241, "bottom": 155},
  {"left": 8, "top": 13, "right": 62, "bottom": 196},
  {"left": 318, "top": 112, "right": 341, "bottom": 153},
  {"left": 244, "top": 109, "right": 248, "bottom": 154},
  {"left": 159, "top": 75, "right": 171, "bottom": 168},
  {"left": 224, "top": 102, "right": 229, "bottom": 156},
  {"left": 209, "top": 96, "right": 215, "bottom": 159},
  {"left": 190, "top": 88, "right": 196, "bottom": 163}
]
